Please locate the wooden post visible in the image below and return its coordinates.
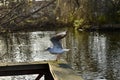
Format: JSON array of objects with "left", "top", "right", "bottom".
[
  {"left": 45, "top": 71, "right": 54, "bottom": 80},
  {"left": 35, "top": 74, "right": 43, "bottom": 80}
]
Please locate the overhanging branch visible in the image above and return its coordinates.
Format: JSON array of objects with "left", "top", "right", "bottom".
[{"left": 0, "top": 0, "right": 56, "bottom": 27}]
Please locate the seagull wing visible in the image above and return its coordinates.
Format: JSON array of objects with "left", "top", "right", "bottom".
[
  {"left": 50, "top": 37, "right": 62, "bottom": 49},
  {"left": 50, "top": 31, "right": 67, "bottom": 49}
]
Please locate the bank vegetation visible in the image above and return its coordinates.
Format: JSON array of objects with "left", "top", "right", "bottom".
[{"left": 0, "top": 0, "right": 120, "bottom": 32}]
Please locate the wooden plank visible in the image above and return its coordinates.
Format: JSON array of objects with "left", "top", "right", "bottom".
[
  {"left": 0, "top": 61, "right": 84, "bottom": 80},
  {"left": 0, "top": 61, "right": 49, "bottom": 67},
  {"left": 48, "top": 61, "right": 84, "bottom": 80},
  {"left": 0, "top": 61, "right": 49, "bottom": 76}
]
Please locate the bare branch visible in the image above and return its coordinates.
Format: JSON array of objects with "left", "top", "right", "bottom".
[
  {"left": 0, "top": 1, "right": 24, "bottom": 21},
  {"left": 1, "top": 0, "right": 56, "bottom": 26}
]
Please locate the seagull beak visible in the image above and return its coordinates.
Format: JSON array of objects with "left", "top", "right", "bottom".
[{"left": 42, "top": 48, "right": 47, "bottom": 52}]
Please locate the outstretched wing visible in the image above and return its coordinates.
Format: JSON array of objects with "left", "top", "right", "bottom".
[{"left": 50, "top": 31, "right": 67, "bottom": 49}]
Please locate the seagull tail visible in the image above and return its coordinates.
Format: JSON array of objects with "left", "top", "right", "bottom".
[{"left": 63, "top": 49, "right": 70, "bottom": 52}]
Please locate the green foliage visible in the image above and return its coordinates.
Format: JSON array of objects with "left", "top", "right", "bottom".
[
  {"left": 97, "top": 15, "right": 107, "bottom": 24},
  {"left": 104, "top": 0, "right": 120, "bottom": 24},
  {"left": 73, "top": 19, "right": 84, "bottom": 29},
  {"left": 69, "top": 13, "right": 74, "bottom": 22}
]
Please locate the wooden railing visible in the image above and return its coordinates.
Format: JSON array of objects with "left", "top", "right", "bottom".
[{"left": 0, "top": 61, "right": 83, "bottom": 80}]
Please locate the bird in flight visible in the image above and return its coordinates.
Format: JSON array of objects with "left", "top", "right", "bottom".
[{"left": 46, "top": 31, "right": 69, "bottom": 61}]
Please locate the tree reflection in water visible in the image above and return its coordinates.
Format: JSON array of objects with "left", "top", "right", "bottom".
[
  {"left": 0, "top": 30, "right": 120, "bottom": 80},
  {"left": 0, "top": 31, "right": 55, "bottom": 80},
  {"left": 65, "top": 29, "right": 120, "bottom": 80}
]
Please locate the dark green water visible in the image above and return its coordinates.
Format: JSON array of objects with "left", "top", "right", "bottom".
[
  {"left": 0, "top": 28, "right": 120, "bottom": 80},
  {"left": 65, "top": 28, "right": 120, "bottom": 80}
]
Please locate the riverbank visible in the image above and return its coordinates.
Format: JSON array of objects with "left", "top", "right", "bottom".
[
  {"left": 1, "top": 21, "right": 120, "bottom": 33},
  {"left": 0, "top": 21, "right": 71, "bottom": 33},
  {"left": 10, "top": 23, "right": 120, "bottom": 32},
  {"left": 85, "top": 24, "right": 120, "bottom": 31}
]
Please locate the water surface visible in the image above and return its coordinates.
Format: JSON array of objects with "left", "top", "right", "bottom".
[
  {"left": 0, "top": 29, "right": 120, "bottom": 80},
  {"left": 65, "top": 29, "right": 120, "bottom": 80},
  {"left": 0, "top": 31, "right": 56, "bottom": 80}
]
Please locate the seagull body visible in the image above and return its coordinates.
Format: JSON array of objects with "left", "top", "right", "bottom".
[
  {"left": 47, "top": 47, "right": 69, "bottom": 54},
  {"left": 46, "top": 31, "right": 69, "bottom": 60}
]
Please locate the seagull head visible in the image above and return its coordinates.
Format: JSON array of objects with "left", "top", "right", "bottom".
[{"left": 44, "top": 47, "right": 51, "bottom": 51}]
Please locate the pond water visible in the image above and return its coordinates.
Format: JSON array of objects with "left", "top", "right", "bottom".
[{"left": 0, "top": 28, "right": 120, "bottom": 80}]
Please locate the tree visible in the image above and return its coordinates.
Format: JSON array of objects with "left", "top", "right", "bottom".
[
  {"left": 56, "top": 0, "right": 120, "bottom": 29},
  {"left": 0, "top": 0, "right": 56, "bottom": 32}
]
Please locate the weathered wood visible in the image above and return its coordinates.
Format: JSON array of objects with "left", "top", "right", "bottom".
[
  {"left": 0, "top": 61, "right": 84, "bottom": 80},
  {"left": 49, "top": 61, "right": 83, "bottom": 80},
  {"left": 35, "top": 74, "right": 43, "bottom": 80},
  {"left": 0, "top": 61, "right": 49, "bottom": 76},
  {"left": 44, "top": 70, "right": 54, "bottom": 80}
]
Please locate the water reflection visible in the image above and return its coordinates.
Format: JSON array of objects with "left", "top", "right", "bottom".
[
  {"left": 0, "top": 31, "right": 56, "bottom": 63},
  {"left": 0, "top": 30, "right": 120, "bottom": 80},
  {"left": 65, "top": 29, "right": 120, "bottom": 80},
  {"left": 88, "top": 32, "right": 107, "bottom": 79},
  {"left": 0, "top": 31, "right": 56, "bottom": 80},
  {"left": 0, "top": 74, "right": 41, "bottom": 80}
]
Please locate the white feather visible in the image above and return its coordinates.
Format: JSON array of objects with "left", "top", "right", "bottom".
[{"left": 63, "top": 49, "right": 70, "bottom": 52}]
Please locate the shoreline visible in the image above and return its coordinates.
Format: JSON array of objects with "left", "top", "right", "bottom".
[{"left": 82, "top": 24, "right": 120, "bottom": 31}]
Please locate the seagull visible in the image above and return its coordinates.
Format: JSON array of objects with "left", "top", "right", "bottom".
[{"left": 46, "top": 31, "right": 69, "bottom": 61}]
